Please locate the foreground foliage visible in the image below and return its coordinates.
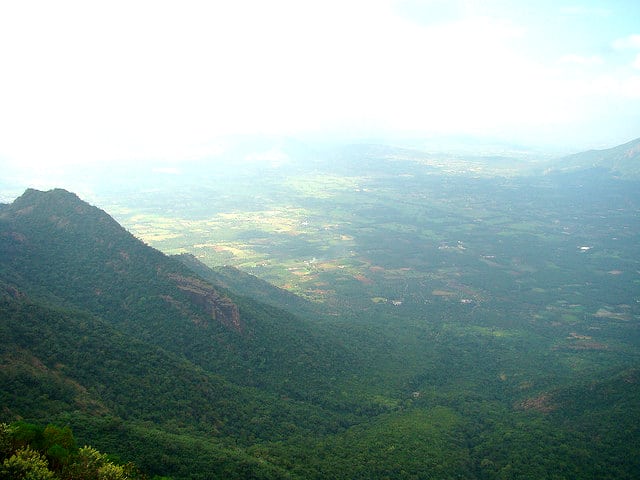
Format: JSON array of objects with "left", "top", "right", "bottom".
[{"left": 0, "top": 422, "right": 141, "bottom": 480}]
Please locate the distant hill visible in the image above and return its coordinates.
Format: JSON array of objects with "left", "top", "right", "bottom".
[{"left": 546, "top": 137, "right": 640, "bottom": 177}]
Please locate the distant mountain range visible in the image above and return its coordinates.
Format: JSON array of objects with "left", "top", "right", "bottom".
[{"left": 546, "top": 136, "right": 640, "bottom": 176}]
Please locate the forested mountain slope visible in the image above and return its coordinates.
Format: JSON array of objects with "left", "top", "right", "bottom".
[
  {"left": 0, "top": 293, "right": 297, "bottom": 479},
  {"left": 0, "top": 189, "right": 356, "bottom": 401},
  {"left": 0, "top": 188, "right": 369, "bottom": 478}
]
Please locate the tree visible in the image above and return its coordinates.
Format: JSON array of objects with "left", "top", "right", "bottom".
[
  {"left": 0, "top": 424, "right": 14, "bottom": 461},
  {"left": 42, "top": 425, "right": 75, "bottom": 471},
  {"left": 0, "top": 446, "right": 56, "bottom": 480},
  {"left": 11, "top": 422, "right": 44, "bottom": 451},
  {"left": 65, "top": 446, "right": 128, "bottom": 480}
]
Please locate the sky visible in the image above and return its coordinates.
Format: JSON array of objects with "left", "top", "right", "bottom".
[{"left": 1, "top": 0, "right": 640, "bottom": 172}]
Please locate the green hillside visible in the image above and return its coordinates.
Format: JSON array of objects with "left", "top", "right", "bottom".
[
  {"left": 0, "top": 189, "right": 357, "bottom": 404},
  {"left": 0, "top": 189, "right": 364, "bottom": 478}
]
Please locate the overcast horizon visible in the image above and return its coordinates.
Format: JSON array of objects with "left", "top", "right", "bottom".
[{"left": 1, "top": 0, "right": 639, "bottom": 173}]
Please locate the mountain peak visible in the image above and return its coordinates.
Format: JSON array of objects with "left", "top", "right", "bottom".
[
  {"left": 1, "top": 188, "right": 244, "bottom": 334},
  {"left": 1, "top": 188, "right": 126, "bottom": 248},
  {"left": 6, "top": 188, "right": 99, "bottom": 221},
  {"left": 15, "top": 187, "right": 82, "bottom": 205}
]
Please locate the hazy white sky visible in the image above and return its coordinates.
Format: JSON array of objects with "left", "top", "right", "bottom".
[{"left": 1, "top": 0, "right": 639, "bottom": 169}]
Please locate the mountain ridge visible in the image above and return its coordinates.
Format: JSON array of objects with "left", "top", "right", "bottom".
[
  {"left": 0, "top": 188, "right": 357, "bottom": 400},
  {"left": 547, "top": 136, "right": 640, "bottom": 176},
  {"left": 0, "top": 187, "right": 243, "bottom": 333}
]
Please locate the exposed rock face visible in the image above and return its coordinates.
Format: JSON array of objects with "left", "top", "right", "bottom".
[
  {"left": 0, "top": 284, "right": 25, "bottom": 300},
  {"left": 515, "top": 393, "right": 557, "bottom": 414},
  {"left": 168, "top": 274, "right": 242, "bottom": 332}
]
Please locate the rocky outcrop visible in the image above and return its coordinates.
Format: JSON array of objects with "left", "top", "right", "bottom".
[{"left": 168, "top": 274, "right": 242, "bottom": 332}]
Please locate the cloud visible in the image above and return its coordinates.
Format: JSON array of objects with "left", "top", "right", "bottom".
[
  {"left": 151, "top": 167, "right": 182, "bottom": 175},
  {"left": 0, "top": 1, "right": 538, "bottom": 155},
  {"left": 0, "top": 0, "right": 638, "bottom": 167},
  {"left": 611, "top": 34, "right": 640, "bottom": 71},
  {"left": 613, "top": 34, "right": 640, "bottom": 50},
  {"left": 558, "top": 54, "right": 604, "bottom": 66},
  {"left": 580, "top": 74, "right": 640, "bottom": 98},
  {"left": 559, "top": 5, "right": 611, "bottom": 17}
]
